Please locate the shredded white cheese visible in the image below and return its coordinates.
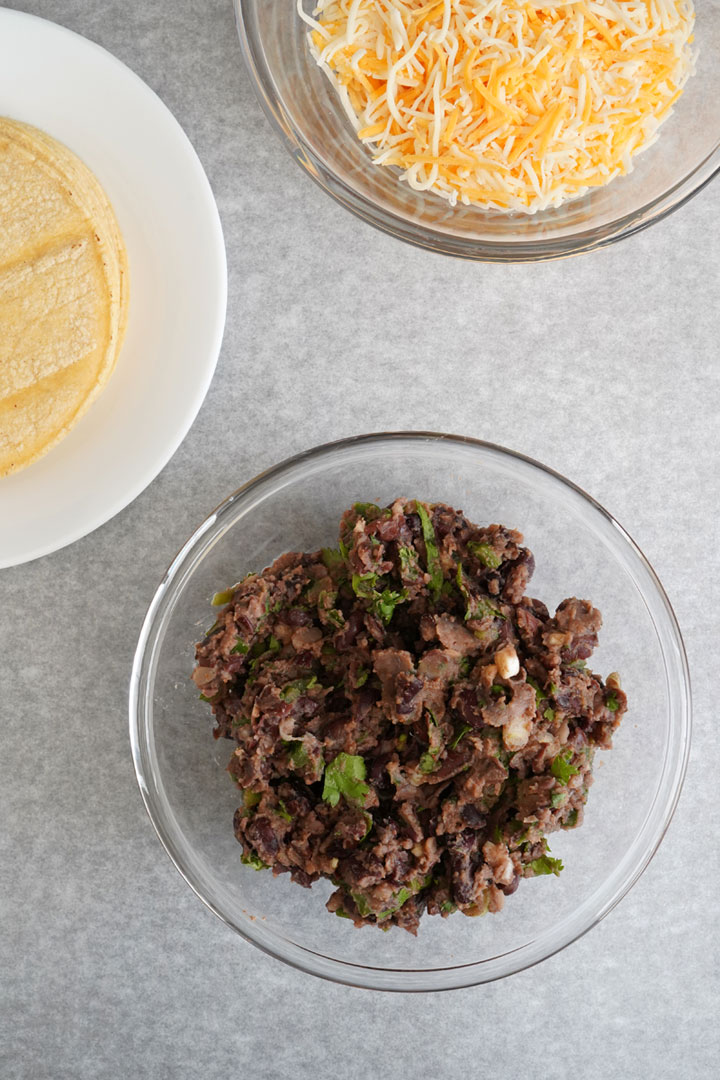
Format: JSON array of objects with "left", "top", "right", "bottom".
[{"left": 298, "top": 0, "right": 696, "bottom": 213}]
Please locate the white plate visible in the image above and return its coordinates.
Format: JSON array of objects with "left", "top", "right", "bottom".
[{"left": 0, "top": 10, "right": 227, "bottom": 568}]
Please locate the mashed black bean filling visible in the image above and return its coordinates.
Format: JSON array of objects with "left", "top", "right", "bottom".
[{"left": 193, "top": 499, "right": 626, "bottom": 934}]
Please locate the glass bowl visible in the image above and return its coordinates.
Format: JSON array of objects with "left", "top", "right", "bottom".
[
  {"left": 129, "top": 433, "right": 690, "bottom": 991},
  {"left": 234, "top": 0, "right": 720, "bottom": 261}
]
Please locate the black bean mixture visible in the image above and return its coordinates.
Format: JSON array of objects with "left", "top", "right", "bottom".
[{"left": 193, "top": 499, "right": 626, "bottom": 934}]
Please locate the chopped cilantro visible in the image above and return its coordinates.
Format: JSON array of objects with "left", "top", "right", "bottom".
[
  {"left": 338, "top": 538, "right": 349, "bottom": 559},
  {"left": 468, "top": 541, "right": 502, "bottom": 570},
  {"left": 543, "top": 707, "right": 555, "bottom": 722},
  {"left": 322, "top": 753, "right": 370, "bottom": 808},
  {"left": 243, "top": 789, "right": 261, "bottom": 810},
  {"left": 355, "top": 666, "right": 369, "bottom": 688},
  {"left": 371, "top": 586, "right": 408, "bottom": 624},
  {"left": 211, "top": 589, "right": 234, "bottom": 606},
  {"left": 606, "top": 691, "right": 620, "bottom": 712},
  {"left": 415, "top": 502, "right": 443, "bottom": 602},
  {"left": 550, "top": 789, "right": 567, "bottom": 809},
  {"left": 398, "top": 545, "right": 420, "bottom": 580},
  {"left": 198, "top": 694, "right": 212, "bottom": 703},
  {"left": 457, "top": 563, "right": 501, "bottom": 621},
  {"left": 440, "top": 900, "right": 457, "bottom": 915},
  {"left": 276, "top": 799, "right": 292, "bottom": 823},
  {"left": 419, "top": 752, "right": 436, "bottom": 774},
  {"left": 334, "top": 907, "right": 352, "bottom": 920},
  {"left": 563, "top": 809, "right": 579, "bottom": 828},
  {"left": 288, "top": 742, "right": 309, "bottom": 769},
  {"left": 449, "top": 723, "right": 472, "bottom": 750},
  {"left": 321, "top": 547, "right": 345, "bottom": 571},
  {"left": 491, "top": 684, "right": 506, "bottom": 697},
  {"left": 396, "top": 733, "right": 408, "bottom": 749},
  {"left": 568, "top": 659, "right": 587, "bottom": 671},
  {"left": 529, "top": 854, "right": 564, "bottom": 876},
  {"left": 326, "top": 608, "right": 345, "bottom": 628},
  {"left": 351, "top": 874, "right": 431, "bottom": 921},
  {"left": 526, "top": 676, "right": 545, "bottom": 706},
  {"left": 352, "top": 572, "right": 407, "bottom": 624},
  {"left": 231, "top": 640, "right": 249, "bottom": 655},
  {"left": 279, "top": 675, "right": 318, "bottom": 702},
  {"left": 351, "top": 572, "right": 378, "bottom": 599},
  {"left": 241, "top": 853, "right": 268, "bottom": 871},
  {"left": 353, "top": 502, "right": 389, "bottom": 521},
  {"left": 551, "top": 750, "right": 579, "bottom": 785}
]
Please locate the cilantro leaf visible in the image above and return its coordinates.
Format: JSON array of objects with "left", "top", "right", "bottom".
[
  {"left": 321, "top": 547, "right": 345, "bottom": 571},
  {"left": 231, "top": 640, "right": 249, "bottom": 655},
  {"left": 529, "top": 855, "right": 564, "bottom": 876},
  {"left": 468, "top": 541, "right": 502, "bottom": 570},
  {"left": 371, "top": 586, "right": 407, "bottom": 624},
  {"left": 276, "top": 799, "right": 293, "bottom": 823},
  {"left": 351, "top": 572, "right": 378, "bottom": 599},
  {"left": 279, "top": 675, "right": 318, "bottom": 702},
  {"left": 288, "top": 742, "right": 309, "bottom": 769},
  {"left": 398, "top": 545, "right": 420, "bottom": 580},
  {"left": 355, "top": 666, "right": 369, "bottom": 688},
  {"left": 449, "top": 723, "right": 472, "bottom": 750},
  {"left": 352, "top": 502, "right": 389, "bottom": 521},
  {"left": 563, "top": 809, "right": 579, "bottom": 828},
  {"left": 551, "top": 750, "right": 580, "bottom": 785},
  {"left": 456, "top": 563, "right": 501, "bottom": 621},
  {"left": 606, "top": 691, "right": 620, "bottom": 712},
  {"left": 322, "top": 753, "right": 370, "bottom": 808},
  {"left": 415, "top": 502, "right": 443, "bottom": 602}
]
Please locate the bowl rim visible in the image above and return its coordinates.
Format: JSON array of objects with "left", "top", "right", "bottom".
[
  {"left": 233, "top": 0, "right": 720, "bottom": 262},
  {"left": 129, "top": 431, "right": 692, "bottom": 991}
]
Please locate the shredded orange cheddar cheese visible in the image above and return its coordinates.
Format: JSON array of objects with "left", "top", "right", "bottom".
[{"left": 298, "top": 0, "right": 696, "bottom": 213}]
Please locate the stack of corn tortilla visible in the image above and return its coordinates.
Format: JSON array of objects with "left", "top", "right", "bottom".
[{"left": 0, "top": 117, "right": 129, "bottom": 476}]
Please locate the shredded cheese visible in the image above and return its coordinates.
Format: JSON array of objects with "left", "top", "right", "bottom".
[{"left": 298, "top": 0, "right": 696, "bottom": 213}]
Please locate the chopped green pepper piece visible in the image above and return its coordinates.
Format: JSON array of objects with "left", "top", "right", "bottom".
[
  {"left": 241, "top": 853, "right": 268, "bottom": 871},
  {"left": 211, "top": 589, "right": 234, "bottom": 606},
  {"left": 468, "top": 541, "right": 502, "bottom": 569}
]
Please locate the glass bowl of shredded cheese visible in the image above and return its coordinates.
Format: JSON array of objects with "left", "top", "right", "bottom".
[
  {"left": 130, "top": 433, "right": 691, "bottom": 990},
  {"left": 235, "top": 0, "right": 718, "bottom": 260}
]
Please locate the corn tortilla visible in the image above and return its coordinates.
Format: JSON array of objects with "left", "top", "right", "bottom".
[{"left": 0, "top": 118, "right": 128, "bottom": 476}]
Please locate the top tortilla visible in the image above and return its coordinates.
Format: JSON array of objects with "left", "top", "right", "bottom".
[{"left": 0, "top": 117, "right": 129, "bottom": 477}]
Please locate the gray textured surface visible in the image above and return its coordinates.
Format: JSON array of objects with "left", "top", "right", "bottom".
[{"left": 1, "top": 1, "right": 719, "bottom": 1077}]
